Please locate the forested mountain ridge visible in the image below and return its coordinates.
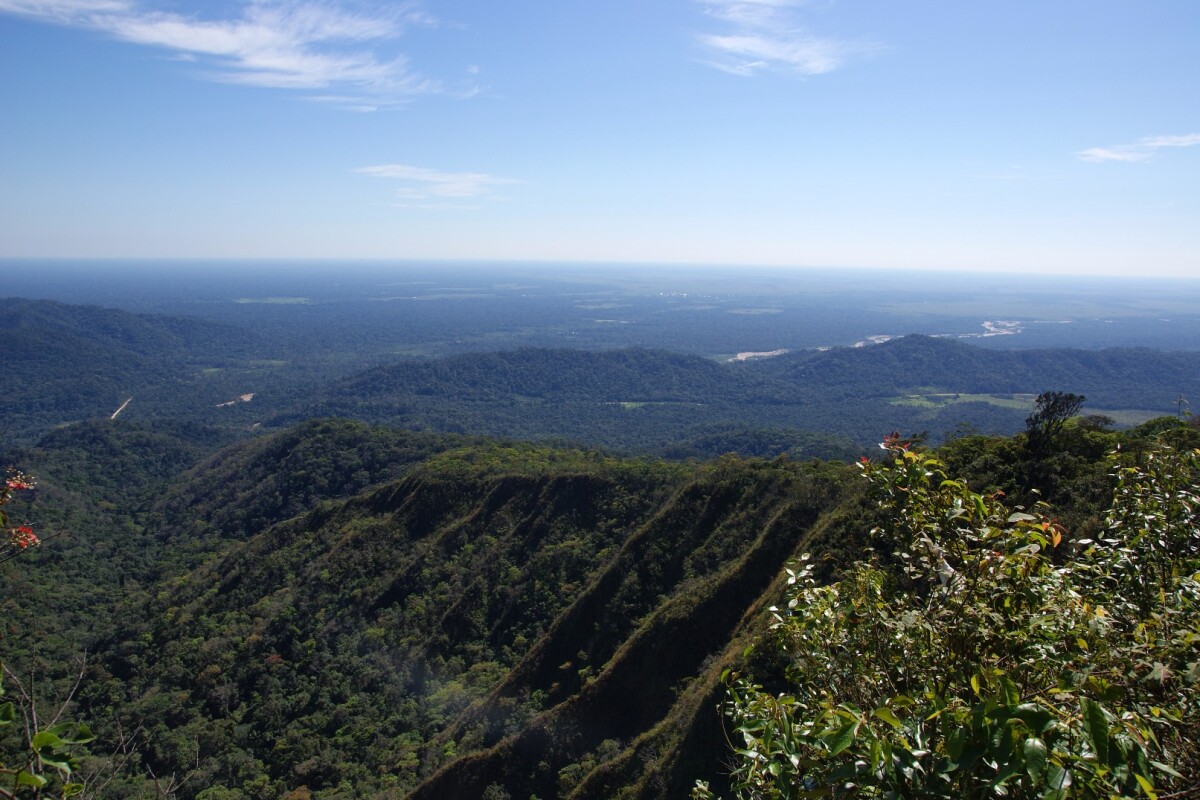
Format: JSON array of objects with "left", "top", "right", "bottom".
[
  {"left": 757, "top": 334, "right": 1200, "bottom": 408},
  {"left": 0, "top": 298, "right": 262, "bottom": 445},
  {"left": 299, "top": 337, "right": 1200, "bottom": 449},
  {"left": 6, "top": 298, "right": 1200, "bottom": 455},
  {"left": 0, "top": 419, "right": 488, "bottom": 694},
  {"left": 0, "top": 298, "right": 250, "bottom": 359},
  {"left": 3, "top": 298, "right": 1198, "bottom": 797},
  {"left": 337, "top": 348, "right": 746, "bottom": 402},
  {"left": 3, "top": 402, "right": 1198, "bottom": 798},
  {"left": 81, "top": 434, "right": 852, "bottom": 798},
  {"left": 144, "top": 419, "right": 475, "bottom": 552}
]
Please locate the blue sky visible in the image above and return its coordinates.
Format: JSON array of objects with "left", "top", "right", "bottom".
[{"left": 1, "top": 0, "right": 1197, "bottom": 277}]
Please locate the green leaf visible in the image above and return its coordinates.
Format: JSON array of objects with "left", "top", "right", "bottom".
[
  {"left": 63, "top": 783, "right": 85, "bottom": 797},
  {"left": 1046, "top": 763, "right": 1072, "bottom": 791},
  {"left": 1150, "top": 761, "right": 1183, "bottom": 779},
  {"left": 1080, "top": 698, "right": 1109, "bottom": 764},
  {"left": 32, "top": 730, "right": 65, "bottom": 750},
  {"left": 1000, "top": 675, "right": 1021, "bottom": 707},
  {"left": 957, "top": 737, "right": 986, "bottom": 772},
  {"left": 0, "top": 700, "right": 14, "bottom": 725},
  {"left": 823, "top": 722, "right": 858, "bottom": 757},
  {"left": 1023, "top": 737, "right": 1047, "bottom": 785},
  {"left": 1012, "top": 703, "right": 1053, "bottom": 734},
  {"left": 989, "top": 762, "right": 1022, "bottom": 793},
  {"left": 17, "top": 770, "right": 48, "bottom": 789},
  {"left": 1134, "top": 773, "right": 1158, "bottom": 799},
  {"left": 39, "top": 751, "right": 74, "bottom": 772},
  {"left": 64, "top": 722, "right": 95, "bottom": 745},
  {"left": 945, "top": 727, "right": 966, "bottom": 763},
  {"left": 873, "top": 707, "right": 903, "bottom": 730}
]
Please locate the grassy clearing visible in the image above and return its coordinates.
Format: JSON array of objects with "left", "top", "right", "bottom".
[
  {"left": 1095, "top": 409, "right": 1173, "bottom": 426},
  {"left": 234, "top": 296, "right": 311, "bottom": 304},
  {"left": 613, "top": 401, "right": 696, "bottom": 410},
  {"left": 889, "top": 393, "right": 1171, "bottom": 428},
  {"left": 889, "top": 392, "right": 1037, "bottom": 410}
]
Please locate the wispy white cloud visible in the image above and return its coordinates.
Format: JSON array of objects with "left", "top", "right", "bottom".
[
  {"left": 356, "top": 164, "right": 516, "bottom": 207},
  {"left": 0, "top": 1, "right": 131, "bottom": 15},
  {"left": 693, "top": 0, "right": 877, "bottom": 77},
  {"left": 0, "top": 0, "right": 446, "bottom": 108},
  {"left": 1077, "top": 133, "right": 1200, "bottom": 163},
  {"left": 1140, "top": 134, "right": 1200, "bottom": 148},
  {"left": 1077, "top": 147, "right": 1149, "bottom": 164}
]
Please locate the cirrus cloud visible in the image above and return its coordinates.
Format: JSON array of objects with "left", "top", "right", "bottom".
[
  {"left": 356, "top": 163, "right": 517, "bottom": 208},
  {"left": 1077, "top": 133, "right": 1200, "bottom": 163},
  {"left": 0, "top": 0, "right": 446, "bottom": 109},
  {"left": 693, "top": 0, "right": 879, "bottom": 77}
]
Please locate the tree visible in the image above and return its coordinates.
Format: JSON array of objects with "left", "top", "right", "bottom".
[
  {"left": 1025, "top": 391, "right": 1086, "bottom": 456},
  {"left": 2, "top": 471, "right": 39, "bottom": 565},
  {"left": 697, "top": 438, "right": 1199, "bottom": 799},
  {"left": 2, "top": 468, "right": 96, "bottom": 798}
]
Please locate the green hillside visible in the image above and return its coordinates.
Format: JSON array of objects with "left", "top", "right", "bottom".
[
  {"left": 6, "top": 299, "right": 1199, "bottom": 456},
  {"left": 298, "top": 337, "right": 1200, "bottom": 449},
  {"left": 6, "top": 409, "right": 1195, "bottom": 799},
  {"left": 759, "top": 334, "right": 1200, "bottom": 409},
  {"left": 0, "top": 299, "right": 260, "bottom": 444},
  {"left": 75, "top": 439, "right": 846, "bottom": 798},
  {"left": 3, "top": 299, "right": 1199, "bottom": 798}
]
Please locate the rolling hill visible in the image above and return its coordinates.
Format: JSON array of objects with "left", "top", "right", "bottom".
[{"left": 7, "top": 299, "right": 1199, "bottom": 455}]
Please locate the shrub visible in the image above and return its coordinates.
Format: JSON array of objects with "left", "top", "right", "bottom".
[{"left": 698, "top": 438, "right": 1199, "bottom": 799}]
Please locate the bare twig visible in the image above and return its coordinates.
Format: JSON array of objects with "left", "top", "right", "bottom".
[{"left": 46, "top": 653, "right": 88, "bottom": 728}]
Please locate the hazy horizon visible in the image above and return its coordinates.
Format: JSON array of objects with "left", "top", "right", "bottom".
[
  {"left": 5, "top": 259, "right": 1200, "bottom": 357},
  {"left": 4, "top": 256, "right": 1200, "bottom": 283}
]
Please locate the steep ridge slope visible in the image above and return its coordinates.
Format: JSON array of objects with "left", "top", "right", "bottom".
[
  {"left": 0, "top": 420, "right": 477, "bottom": 734},
  {"left": 145, "top": 418, "right": 470, "bottom": 548},
  {"left": 0, "top": 418, "right": 228, "bottom": 655},
  {"left": 407, "top": 457, "right": 849, "bottom": 799},
  {"left": 86, "top": 444, "right": 852, "bottom": 798}
]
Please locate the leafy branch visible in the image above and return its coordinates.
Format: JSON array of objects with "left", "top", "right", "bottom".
[{"left": 699, "top": 438, "right": 1199, "bottom": 799}]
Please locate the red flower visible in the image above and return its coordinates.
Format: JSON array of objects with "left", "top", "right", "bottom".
[{"left": 10, "top": 526, "right": 38, "bottom": 549}]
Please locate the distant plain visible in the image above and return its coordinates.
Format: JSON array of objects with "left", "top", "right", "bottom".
[{"left": 5, "top": 260, "right": 1200, "bottom": 357}]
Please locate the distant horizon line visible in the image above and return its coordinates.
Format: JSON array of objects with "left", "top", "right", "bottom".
[{"left": 2, "top": 256, "right": 1197, "bottom": 283}]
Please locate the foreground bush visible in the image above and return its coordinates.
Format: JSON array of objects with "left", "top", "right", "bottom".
[{"left": 699, "top": 438, "right": 1199, "bottom": 799}]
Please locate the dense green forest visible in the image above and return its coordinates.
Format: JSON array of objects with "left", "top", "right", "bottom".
[
  {"left": 4, "top": 298, "right": 1199, "bottom": 454},
  {"left": 3, "top": 405, "right": 1197, "bottom": 797},
  {"left": 3, "top": 297, "right": 1199, "bottom": 798}
]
